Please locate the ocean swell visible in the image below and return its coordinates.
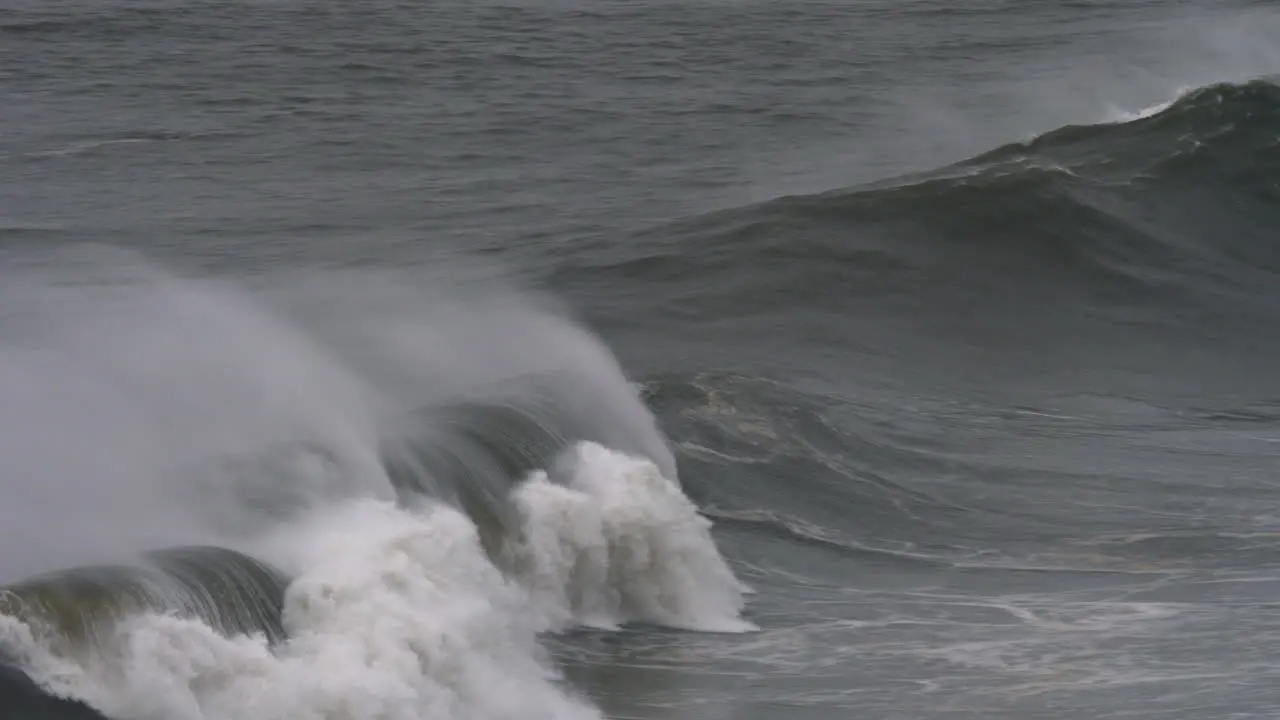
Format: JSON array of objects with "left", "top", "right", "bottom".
[{"left": 553, "top": 78, "right": 1280, "bottom": 327}]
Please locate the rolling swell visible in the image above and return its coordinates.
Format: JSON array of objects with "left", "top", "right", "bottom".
[{"left": 564, "top": 79, "right": 1280, "bottom": 320}]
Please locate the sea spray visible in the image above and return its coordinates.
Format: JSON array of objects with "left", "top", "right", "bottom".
[
  {"left": 0, "top": 251, "right": 753, "bottom": 719},
  {"left": 0, "top": 250, "right": 673, "bottom": 580}
]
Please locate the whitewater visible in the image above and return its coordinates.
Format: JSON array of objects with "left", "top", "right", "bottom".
[{"left": 0, "top": 251, "right": 754, "bottom": 720}]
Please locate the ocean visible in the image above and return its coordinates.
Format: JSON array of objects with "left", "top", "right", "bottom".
[{"left": 2, "top": 1, "right": 1280, "bottom": 718}]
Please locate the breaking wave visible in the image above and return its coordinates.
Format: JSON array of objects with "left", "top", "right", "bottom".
[{"left": 0, "top": 252, "right": 752, "bottom": 720}]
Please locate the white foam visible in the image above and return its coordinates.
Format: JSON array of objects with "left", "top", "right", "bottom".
[
  {"left": 508, "top": 442, "right": 756, "bottom": 634},
  {"left": 1105, "top": 99, "right": 1175, "bottom": 124},
  {"left": 1103, "top": 85, "right": 1196, "bottom": 124},
  {"left": 11, "top": 500, "right": 602, "bottom": 720},
  {"left": 6, "top": 444, "right": 754, "bottom": 719}
]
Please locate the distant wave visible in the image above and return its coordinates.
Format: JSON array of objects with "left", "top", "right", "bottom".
[
  {"left": 0, "top": 8, "right": 174, "bottom": 37},
  {"left": 971, "top": 78, "right": 1280, "bottom": 179},
  {"left": 555, "top": 78, "right": 1280, "bottom": 323}
]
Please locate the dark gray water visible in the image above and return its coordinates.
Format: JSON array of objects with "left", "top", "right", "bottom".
[{"left": 3, "top": 1, "right": 1280, "bottom": 718}]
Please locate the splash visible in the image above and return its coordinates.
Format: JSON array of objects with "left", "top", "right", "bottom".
[{"left": 507, "top": 442, "right": 755, "bottom": 633}]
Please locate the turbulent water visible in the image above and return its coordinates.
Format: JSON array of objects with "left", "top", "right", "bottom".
[{"left": 3, "top": 1, "right": 1280, "bottom": 718}]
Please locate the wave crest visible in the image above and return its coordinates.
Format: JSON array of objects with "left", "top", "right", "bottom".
[{"left": 556, "top": 78, "right": 1280, "bottom": 326}]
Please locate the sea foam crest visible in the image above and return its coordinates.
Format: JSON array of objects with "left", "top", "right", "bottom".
[
  {"left": 509, "top": 442, "right": 755, "bottom": 633},
  {"left": 5, "top": 443, "right": 752, "bottom": 720}
]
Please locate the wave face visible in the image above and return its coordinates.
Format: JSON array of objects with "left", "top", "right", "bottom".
[{"left": 0, "top": 254, "right": 751, "bottom": 720}]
